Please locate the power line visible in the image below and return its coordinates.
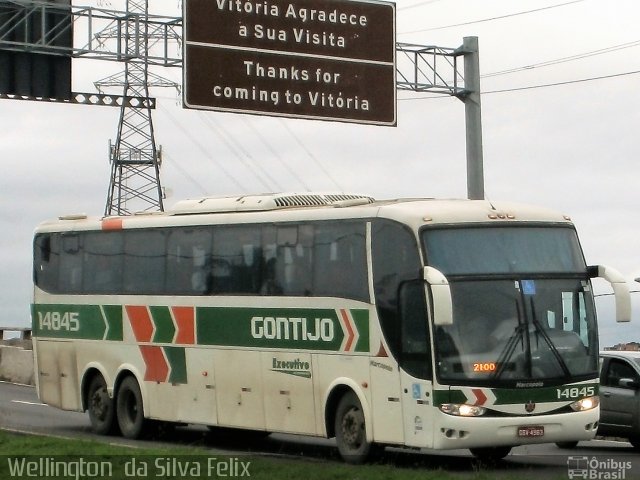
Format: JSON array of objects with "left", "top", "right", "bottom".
[
  {"left": 155, "top": 95, "right": 312, "bottom": 192},
  {"left": 398, "top": 39, "right": 640, "bottom": 99},
  {"left": 397, "top": 0, "right": 445, "bottom": 12},
  {"left": 279, "top": 120, "right": 344, "bottom": 191},
  {"left": 241, "top": 118, "right": 312, "bottom": 191},
  {"left": 483, "top": 69, "right": 640, "bottom": 94},
  {"left": 398, "top": 68, "right": 640, "bottom": 100},
  {"left": 482, "top": 40, "right": 640, "bottom": 78},
  {"left": 399, "top": 0, "right": 586, "bottom": 35},
  {"left": 162, "top": 151, "right": 209, "bottom": 195},
  {"left": 198, "top": 113, "right": 283, "bottom": 191},
  {"left": 158, "top": 104, "right": 245, "bottom": 191}
]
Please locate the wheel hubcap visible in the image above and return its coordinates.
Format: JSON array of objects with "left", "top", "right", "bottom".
[
  {"left": 342, "top": 407, "right": 363, "bottom": 449},
  {"left": 91, "top": 388, "right": 108, "bottom": 420},
  {"left": 124, "top": 391, "right": 138, "bottom": 421}
]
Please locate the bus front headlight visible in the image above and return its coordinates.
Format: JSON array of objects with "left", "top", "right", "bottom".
[
  {"left": 569, "top": 396, "right": 599, "bottom": 412},
  {"left": 440, "top": 403, "right": 487, "bottom": 417}
]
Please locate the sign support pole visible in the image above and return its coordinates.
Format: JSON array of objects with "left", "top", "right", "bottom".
[{"left": 461, "top": 36, "right": 485, "bottom": 200}]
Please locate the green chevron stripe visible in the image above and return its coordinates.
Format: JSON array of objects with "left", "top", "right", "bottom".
[
  {"left": 102, "top": 305, "right": 123, "bottom": 341},
  {"left": 163, "top": 346, "right": 187, "bottom": 384},
  {"left": 150, "top": 306, "right": 175, "bottom": 343},
  {"left": 352, "top": 310, "right": 370, "bottom": 352}
]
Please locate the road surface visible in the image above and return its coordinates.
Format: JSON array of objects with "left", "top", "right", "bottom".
[{"left": 1, "top": 381, "right": 638, "bottom": 478}]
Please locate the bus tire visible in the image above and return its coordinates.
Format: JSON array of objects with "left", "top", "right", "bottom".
[
  {"left": 469, "top": 446, "right": 511, "bottom": 462},
  {"left": 334, "top": 391, "right": 377, "bottom": 464},
  {"left": 116, "top": 376, "right": 146, "bottom": 439},
  {"left": 556, "top": 441, "right": 579, "bottom": 449},
  {"left": 87, "top": 374, "right": 117, "bottom": 435}
]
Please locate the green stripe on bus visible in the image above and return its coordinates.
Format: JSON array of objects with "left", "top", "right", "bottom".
[
  {"left": 32, "top": 303, "right": 370, "bottom": 353},
  {"left": 150, "top": 306, "right": 175, "bottom": 343},
  {"left": 164, "top": 346, "right": 187, "bottom": 384},
  {"left": 434, "top": 381, "right": 599, "bottom": 406},
  {"left": 352, "top": 310, "right": 370, "bottom": 352},
  {"left": 102, "top": 305, "right": 123, "bottom": 341},
  {"left": 492, "top": 382, "right": 599, "bottom": 405},
  {"left": 196, "top": 307, "right": 369, "bottom": 352},
  {"left": 433, "top": 389, "right": 466, "bottom": 406},
  {"left": 32, "top": 304, "right": 123, "bottom": 341}
]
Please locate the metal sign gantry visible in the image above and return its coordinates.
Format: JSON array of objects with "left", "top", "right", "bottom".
[
  {"left": 0, "top": 0, "right": 484, "bottom": 212},
  {"left": 0, "top": 0, "right": 181, "bottom": 65},
  {"left": 397, "top": 38, "right": 484, "bottom": 200}
]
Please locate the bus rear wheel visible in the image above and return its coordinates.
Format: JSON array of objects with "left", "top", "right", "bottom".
[
  {"left": 116, "top": 376, "right": 146, "bottom": 439},
  {"left": 87, "top": 374, "right": 117, "bottom": 435},
  {"left": 334, "top": 391, "right": 378, "bottom": 464}
]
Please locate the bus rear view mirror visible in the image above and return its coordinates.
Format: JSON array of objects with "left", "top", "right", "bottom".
[
  {"left": 424, "top": 266, "right": 453, "bottom": 326},
  {"left": 588, "top": 265, "right": 632, "bottom": 323}
]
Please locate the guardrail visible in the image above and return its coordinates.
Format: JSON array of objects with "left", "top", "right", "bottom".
[{"left": 0, "top": 327, "right": 32, "bottom": 341}]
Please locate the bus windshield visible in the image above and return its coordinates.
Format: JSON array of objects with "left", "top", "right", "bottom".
[
  {"left": 423, "top": 226, "right": 585, "bottom": 275},
  {"left": 422, "top": 226, "right": 599, "bottom": 386}
]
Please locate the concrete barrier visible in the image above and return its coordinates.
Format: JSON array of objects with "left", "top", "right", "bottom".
[
  {"left": 0, "top": 345, "right": 35, "bottom": 385},
  {"left": 0, "top": 327, "right": 32, "bottom": 341}
]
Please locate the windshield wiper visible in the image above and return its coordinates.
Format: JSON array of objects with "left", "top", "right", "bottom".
[
  {"left": 493, "top": 300, "right": 526, "bottom": 380},
  {"left": 529, "top": 298, "right": 572, "bottom": 378}
]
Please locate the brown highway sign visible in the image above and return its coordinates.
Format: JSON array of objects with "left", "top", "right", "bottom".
[{"left": 183, "top": 0, "right": 396, "bottom": 125}]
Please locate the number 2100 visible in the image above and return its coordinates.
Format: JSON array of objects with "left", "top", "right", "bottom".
[{"left": 473, "top": 362, "right": 496, "bottom": 372}]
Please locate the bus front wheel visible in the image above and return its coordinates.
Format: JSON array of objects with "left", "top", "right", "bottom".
[
  {"left": 556, "top": 441, "right": 579, "bottom": 449},
  {"left": 334, "top": 391, "right": 378, "bottom": 464},
  {"left": 469, "top": 446, "right": 511, "bottom": 462},
  {"left": 116, "top": 376, "right": 146, "bottom": 439},
  {"left": 87, "top": 374, "right": 117, "bottom": 435}
]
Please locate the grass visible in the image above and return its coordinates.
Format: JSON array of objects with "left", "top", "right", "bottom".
[{"left": 0, "top": 429, "right": 572, "bottom": 480}]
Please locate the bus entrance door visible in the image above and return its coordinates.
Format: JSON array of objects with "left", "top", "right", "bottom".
[
  {"left": 400, "top": 373, "right": 434, "bottom": 448},
  {"left": 369, "top": 357, "right": 404, "bottom": 445}
]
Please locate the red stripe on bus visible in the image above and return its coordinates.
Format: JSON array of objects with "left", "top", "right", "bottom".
[
  {"left": 139, "top": 345, "right": 169, "bottom": 382},
  {"left": 340, "top": 309, "right": 355, "bottom": 352},
  {"left": 471, "top": 388, "right": 488, "bottom": 406},
  {"left": 126, "top": 305, "right": 154, "bottom": 342},
  {"left": 172, "top": 306, "right": 195, "bottom": 344},
  {"left": 101, "top": 218, "right": 123, "bottom": 231}
]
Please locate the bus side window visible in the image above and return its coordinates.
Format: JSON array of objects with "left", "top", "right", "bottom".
[
  {"left": 83, "top": 231, "right": 124, "bottom": 294},
  {"left": 372, "top": 219, "right": 422, "bottom": 362},
  {"left": 212, "top": 226, "right": 261, "bottom": 294},
  {"left": 269, "top": 222, "right": 367, "bottom": 300},
  {"left": 124, "top": 229, "right": 166, "bottom": 294},
  {"left": 313, "top": 222, "right": 367, "bottom": 301},
  {"left": 260, "top": 226, "right": 281, "bottom": 295},
  {"left": 59, "top": 234, "right": 83, "bottom": 293},
  {"left": 399, "top": 281, "right": 432, "bottom": 380},
  {"left": 275, "top": 225, "right": 312, "bottom": 296},
  {"left": 166, "top": 228, "right": 212, "bottom": 295},
  {"left": 34, "top": 233, "right": 60, "bottom": 293}
]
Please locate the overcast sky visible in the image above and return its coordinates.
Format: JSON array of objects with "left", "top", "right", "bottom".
[{"left": 1, "top": 0, "right": 638, "bottom": 346}]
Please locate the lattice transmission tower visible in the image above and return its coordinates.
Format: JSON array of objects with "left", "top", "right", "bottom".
[{"left": 96, "top": 0, "right": 179, "bottom": 216}]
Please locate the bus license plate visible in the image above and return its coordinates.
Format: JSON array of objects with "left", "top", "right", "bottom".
[{"left": 518, "top": 426, "right": 544, "bottom": 437}]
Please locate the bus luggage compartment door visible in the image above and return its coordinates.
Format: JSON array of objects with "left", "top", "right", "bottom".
[
  {"left": 35, "top": 340, "right": 80, "bottom": 411},
  {"left": 214, "top": 350, "right": 265, "bottom": 430}
]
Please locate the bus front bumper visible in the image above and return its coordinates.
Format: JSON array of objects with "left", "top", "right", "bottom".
[{"left": 432, "top": 407, "right": 600, "bottom": 450}]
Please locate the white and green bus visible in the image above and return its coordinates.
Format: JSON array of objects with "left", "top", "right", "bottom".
[{"left": 32, "top": 193, "right": 631, "bottom": 462}]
